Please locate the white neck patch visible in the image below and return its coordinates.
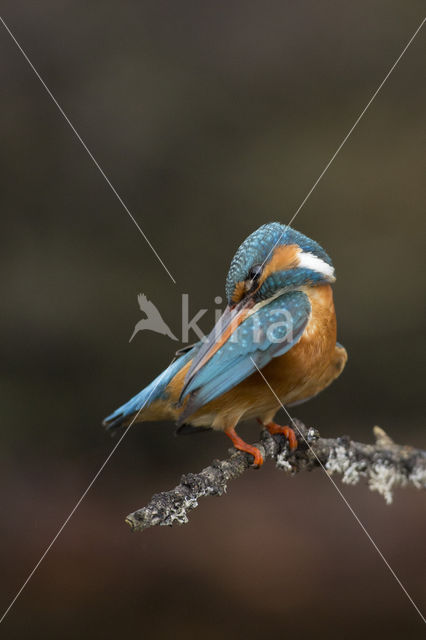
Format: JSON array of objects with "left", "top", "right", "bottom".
[{"left": 297, "top": 251, "right": 335, "bottom": 281}]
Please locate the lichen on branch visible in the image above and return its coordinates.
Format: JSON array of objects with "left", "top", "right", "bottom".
[{"left": 125, "top": 420, "right": 426, "bottom": 532}]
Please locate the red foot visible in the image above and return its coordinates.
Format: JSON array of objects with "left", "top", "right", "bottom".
[
  {"left": 225, "top": 427, "right": 263, "bottom": 467},
  {"left": 258, "top": 419, "right": 298, "bottom": 451}
]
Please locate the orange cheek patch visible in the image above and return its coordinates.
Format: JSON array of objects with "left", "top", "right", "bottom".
[
  {"left": 231, "top": 281, "right": 246, "bottom": 304},
  {"left": 260, "top": 244, "right": 300, "bottom": 285}
]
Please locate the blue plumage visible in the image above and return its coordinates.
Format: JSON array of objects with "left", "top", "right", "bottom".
[
  {"left": 103, "top": 222, "right": 342, "bottom": 442},
  {"left": 103, "top": 346, "right": 199, "bottom": 429},
  {"left": 178, "top": 291, "right": 311, "bottom": 422},
  {"left": 259, "top": 267, "right": 330, "bottom": 299},
  {"left": 225, "top": 222, "right": 332, "bottom": 303}
]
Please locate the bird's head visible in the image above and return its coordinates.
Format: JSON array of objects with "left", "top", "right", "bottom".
[
  {"left": 182, "top": 223, "right": 335, "bottom": 392},
  {"left": 225, "top": 221, "right": 335, "bottom": 308}
]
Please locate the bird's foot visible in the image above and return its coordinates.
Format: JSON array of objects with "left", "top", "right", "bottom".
[
  {"left": 259, "top": 420, "right": 298, "bottom": 451},
  {"left": 225, "top": 427, "right": 263, "bottom": 468}
]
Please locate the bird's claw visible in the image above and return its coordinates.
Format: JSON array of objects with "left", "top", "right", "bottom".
[
  {"left": 248, "top": 446, "right": 264, "bottom": 468},
  {"left": 263, "top": 421, "right": 298, "bottom": 451},
  {"left": 225, "top": 427, "right": 264, "bottom": 467}
]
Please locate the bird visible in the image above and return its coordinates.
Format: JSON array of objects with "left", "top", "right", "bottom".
[
  {"left": 129, "top": 293, "right": 178, "bottom": 342},
  {"left": 104, "top": 222, "right": 347, "bottom": 467}
]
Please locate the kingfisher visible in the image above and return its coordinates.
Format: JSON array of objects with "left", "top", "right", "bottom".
[{"left": 103, "top": 223, "right": 347, "bottom": 466}]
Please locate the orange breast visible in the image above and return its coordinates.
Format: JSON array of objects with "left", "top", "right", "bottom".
[
  {"left": 142, "top": 285, "right": 345, "bottom": 430},
  {"left": 187, "top": 285, "right": 343, "bottom": 428},
  {"left": 266, "top": 284, "right": 338, "bottom": 405}
]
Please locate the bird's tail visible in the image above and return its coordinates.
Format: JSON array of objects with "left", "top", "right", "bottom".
[{"left": 102, "top": 348, "right": 196, "bottom": 432}]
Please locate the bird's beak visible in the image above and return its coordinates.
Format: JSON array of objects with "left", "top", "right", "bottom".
[{"left": 180, "top": 298, "right": 254, "bottom": 400}]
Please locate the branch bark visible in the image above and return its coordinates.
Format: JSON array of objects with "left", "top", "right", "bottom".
[{"left": 125, "top": 420, "right": 426, "bottom": 532}]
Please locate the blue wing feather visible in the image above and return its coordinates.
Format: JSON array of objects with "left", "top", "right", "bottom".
[{"left": 179, "top": 291, "right": 311, "bottom": 422}]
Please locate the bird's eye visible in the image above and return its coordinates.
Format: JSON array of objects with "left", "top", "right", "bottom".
[{"left": 248, "top": 264, "right": 263, "bottom": 281}]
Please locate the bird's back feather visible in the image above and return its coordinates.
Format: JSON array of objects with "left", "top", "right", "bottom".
[{"left": 178, "top": 290, "right": 311, "bottom": 424}]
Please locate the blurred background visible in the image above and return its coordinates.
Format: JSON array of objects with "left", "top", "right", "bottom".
[{"left": 0, "top": 2, "right": 425, "bottom": 638}]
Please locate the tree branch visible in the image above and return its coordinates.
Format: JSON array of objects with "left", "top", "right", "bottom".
[{"left": 125, "top": 420, "right": 426, "bottom": 532}]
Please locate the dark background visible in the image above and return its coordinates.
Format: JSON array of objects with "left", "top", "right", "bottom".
[{"left": 1, "top": 2, "right": 425, "bottom": 638}]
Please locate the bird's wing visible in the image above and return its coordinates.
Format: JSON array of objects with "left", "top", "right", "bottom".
[
  {"left": 137, "top": 293, "right": 162, "bottom": 319},
  {"left": 178, "top": 290, "right": 311, "bottom": 423}
]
